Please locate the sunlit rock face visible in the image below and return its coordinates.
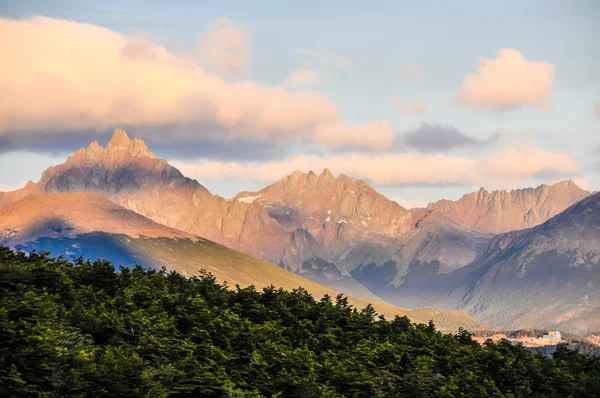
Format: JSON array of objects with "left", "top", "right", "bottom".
[{"left": 420, "top": 180, "right": 590, "bottom": 234}]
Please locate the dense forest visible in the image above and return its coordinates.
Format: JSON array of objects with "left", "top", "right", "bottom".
[{"left": 1, "top": 247, "right": 599, "bottom": 397}]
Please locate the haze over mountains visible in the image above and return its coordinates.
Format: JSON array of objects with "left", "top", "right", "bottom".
[{"left": 0, "top": 129, "right": 597, "bottom": 334}]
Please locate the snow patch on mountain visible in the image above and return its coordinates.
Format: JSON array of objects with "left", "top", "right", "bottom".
[{"left": 238, "top": 194, "right": 261, "bottom": 204}]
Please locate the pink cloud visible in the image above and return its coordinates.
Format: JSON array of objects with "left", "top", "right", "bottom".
[
  {"left": 0, "top": 16, "right": 388, "bottom": 151},
  {"left": 313, "top": 120, "right": 395, "bottom": 151},
  {"left": 483, "top": 146, "right": 578, "bottom": 177},
  {"left": 173, "top": 145, "right": 579, "bottom": 186},
  {"left": 197, "top": 17, "right": 249, "bottom": 76},
  {"left": 456, "top": 49, "right": 555, "bottom": 110}
]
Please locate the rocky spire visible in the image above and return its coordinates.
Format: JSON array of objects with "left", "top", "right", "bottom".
[
  {"left": 103, "top": 129, "right": 153, "bottom": 158},
  {"left": 65, "top": 129, "right": 155, "bottom": 167},
  {"left": 105, "top": 129, "right": 155, "bottom": 158},
  {"left": 424, "top": 180, "right": 590, "bottom": 234},
  {"left": 107, "top": 128, "right": 131, "bottom": 149},
  {"left": 319, "top": 168, "right": 335, "bottom": 183},
  {"left": 290, "top": 170, "right": 303, "bottom": 179}
]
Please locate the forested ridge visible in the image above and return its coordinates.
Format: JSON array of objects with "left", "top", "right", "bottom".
[{"left": 1, "top": 247, "right": 599, "bottom": 397}]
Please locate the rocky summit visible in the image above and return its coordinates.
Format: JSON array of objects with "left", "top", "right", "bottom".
[{"left": 420, "top": 180, "right": 590, "bottom": 234}]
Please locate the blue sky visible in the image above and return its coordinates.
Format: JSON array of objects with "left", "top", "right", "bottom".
[{"left": 0, "top": 0, "right": 598, "bottom": 206}]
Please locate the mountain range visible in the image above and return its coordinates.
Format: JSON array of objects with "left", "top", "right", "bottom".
[
  {"left": 382, "top": 191, "right": 600, "bottom": 334},
  {"left": 1, "top": 129, "right": 597, "bottom": 334},
  {"left": 0, "top": 191, "right": 486, "bottom": 331}
]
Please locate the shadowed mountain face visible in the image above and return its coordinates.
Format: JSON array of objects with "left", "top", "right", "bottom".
[
  {"left": 380, "top": 193, "right": 600, "bottom": 335},
  {"left": 0, "top": 191, "right": 487, "bottom": 332}
]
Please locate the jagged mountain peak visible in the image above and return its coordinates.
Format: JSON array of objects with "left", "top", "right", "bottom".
[
  {"left": 107, "top": 128, "right": 131, "bottom": 148},
  {"left": 319, "top": 168, "right": 334, "bottom": 179},
  {"left": 423, "top": 179, "right": 591, "bottom": 234},
  {"left": 256, "top": 168, "right": 380, "bottom": 203},
  {"left": 66, "top": 129, "right": 155, "bottom": 168},
  {"left": 285, "top": 169, "right": 336, "bottom": 184},
  {"left": 467, "top": 179, "right": 582, "bottom": 200},
  {"left": 289, "top": 170, "right": 304, "bottom": 179},
  {"left": 233, "top": 167, "right": 414, "bottom": 240},
  {"left": 282, "top": 169, "right": 368, "bottom": 189},
  {"left": 27, "top": 129, "right": 208, "bottom": 198}
]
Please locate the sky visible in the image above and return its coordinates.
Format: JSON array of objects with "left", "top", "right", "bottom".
[{"left": 0, "top": 0, "right": 599, "bottom": 207}]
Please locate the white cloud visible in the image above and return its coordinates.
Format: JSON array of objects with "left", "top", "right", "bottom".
[
  {"left": 389, "top": 98, "right": 429, "bottom": 115},
  {"left": 391, "top": 197, "right": 428, "bottom": 210},
  {"left": 456, "top": 49, "right": 555, "bottom": 110},
  {"left": 284, "top": 67, "right": 326, "bottom": 88},
  {"left": 594, "top": 100, "right": 600, "bottom": 119},
  {"left": 173, "top": 145, "right": 579, "bottom": 186},
  {"left": 296, "top": 49, "right": 351, "bottom": 70},
  {"left": 0, "top": 16, "right": 391, "bottom": 151},
  {"left": 197, "top": 17, "right": 249, "bottom": 76},
  {"left": 483, "top": 146, "right": 578, "bottom": 178}
]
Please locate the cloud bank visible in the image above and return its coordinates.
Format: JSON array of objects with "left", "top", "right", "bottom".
[
  {"left": 456, "top": 49, "right": 555, "bottom": 110},
  {"left": 0, "top": 16, "right": 390, "bottom": 151},
  {"left": 173, "top": 145, "right": 579, "bottom": 187}
]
